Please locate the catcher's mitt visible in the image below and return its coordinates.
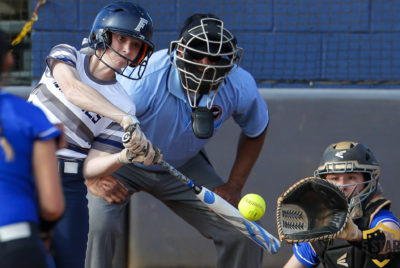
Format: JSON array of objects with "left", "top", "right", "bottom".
[{"left": 277, "top": 177, "right": 350, "bottom": 243}]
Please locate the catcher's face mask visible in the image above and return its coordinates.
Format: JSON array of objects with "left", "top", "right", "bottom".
[
  {"left": 315, "top": 161, "right": 379, "bottom": 216},
  {"left": 325, "top": 173, "right": 366, "bottom": 198},
  {"left": 314, "top": 141, "right": 380, "bottom": 219}
]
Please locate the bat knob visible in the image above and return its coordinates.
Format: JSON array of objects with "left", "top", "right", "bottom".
[{"left": 122, "top": 124, "right": 137, "bottom": 143}]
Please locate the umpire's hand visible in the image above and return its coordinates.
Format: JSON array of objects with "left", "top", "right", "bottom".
[{"left": 85, "top": 176, "right": 129, "bottom": 203}]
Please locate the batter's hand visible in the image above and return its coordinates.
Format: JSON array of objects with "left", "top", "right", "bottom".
[
  {"left": 119, "top": 115, "right": 139, "bottom": 131},
  {"left": 122, "top": 123, "right": 151, "bottom": 154},
  {"left": 85, "top": 176, "right": 129, "bottom": 203},
  {"left": 119, "top": 146, "right": 163, "bottom": 166}
]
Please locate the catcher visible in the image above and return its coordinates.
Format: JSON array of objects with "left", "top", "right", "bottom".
[{"left": 280, "top": 141, "right": 400, "bottom": 268}]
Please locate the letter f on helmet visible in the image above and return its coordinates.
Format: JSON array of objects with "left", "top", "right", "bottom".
[{"left": 135, "top": 18, "right": 149, "bottom": 32}]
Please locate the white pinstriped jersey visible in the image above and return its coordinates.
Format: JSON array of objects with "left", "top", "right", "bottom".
[{"left": 28, "top": 44, "right": 135, "bottom": 160}]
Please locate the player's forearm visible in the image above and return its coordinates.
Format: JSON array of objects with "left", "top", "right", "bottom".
[
  {"left": 33, "top": 140, "right": 65, "bottom": 221},
  {"left": 64, "top": 80, "right": 128, "bottom": 123},
  {"left": 283, "top": 254, "right": 308, "bottom": 268},
  {"left": 83, "top": 151, "right": 124, "bottom": 180},
  {"left": 228, "top": 130, "right": 266, "bottom": 190},
  {"left": 53, "top": 63, "right": 129, "bottom": 124}
]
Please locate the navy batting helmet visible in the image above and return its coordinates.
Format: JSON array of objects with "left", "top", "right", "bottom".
[{"left": 88, "top": 1, "right": 154, "bottom": 80}]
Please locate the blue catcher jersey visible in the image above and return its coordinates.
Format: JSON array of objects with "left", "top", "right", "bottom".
[
  {"left": 0, "top": 92, "right": 60, "bottom": 226},
  {"left": 293, "top": 209, "right": 400, "bottom": 267}
]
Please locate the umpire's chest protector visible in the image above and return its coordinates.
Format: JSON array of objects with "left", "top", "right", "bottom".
[{"left": 311, "top": 197, "right": 400, "bottom": 268}]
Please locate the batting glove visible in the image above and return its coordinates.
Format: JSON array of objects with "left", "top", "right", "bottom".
[
  {"left": 118, "top": 148, "right": 136, "bottom": 164},
  {"left": 122, "top": 124, "right": 151, "bottom": 154},
  {"left": 119, "top": 114, "right": 139, "bottom": 131},
  {"left": 118, "top": 146, "right": 163, "bottom": 166}
]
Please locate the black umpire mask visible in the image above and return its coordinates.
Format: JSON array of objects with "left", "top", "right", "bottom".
[{"left": 191, "top": 106, "right": 214, "bottom": 139}]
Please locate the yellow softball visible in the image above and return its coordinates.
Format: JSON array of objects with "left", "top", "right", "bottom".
[{"left": 238, "top": 193, "right": 266, "bottom": 221}]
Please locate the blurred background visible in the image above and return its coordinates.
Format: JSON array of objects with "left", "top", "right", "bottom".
[
  {"left": 1, "top": 0, "right": 400, "bottom": 267},
  {"left": 3, "top": 0, "right": 400, "bottom": 88}
]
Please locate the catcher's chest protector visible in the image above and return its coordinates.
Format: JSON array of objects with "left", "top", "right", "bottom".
[{"left": 311, "top": 197, "right": 400, "bottom": 268}]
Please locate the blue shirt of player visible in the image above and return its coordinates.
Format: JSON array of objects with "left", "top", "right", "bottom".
[{"left": 0, "top": 92, "right": 60, "bottom": 226}]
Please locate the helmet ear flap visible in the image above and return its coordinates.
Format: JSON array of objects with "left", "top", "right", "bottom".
[{"left": 129, "top": 43, "right": 151, "bottom": 67}]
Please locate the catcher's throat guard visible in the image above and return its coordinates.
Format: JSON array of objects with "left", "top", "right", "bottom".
[{"left": 277, "top": 177, "right": 350, "bottom": 243}]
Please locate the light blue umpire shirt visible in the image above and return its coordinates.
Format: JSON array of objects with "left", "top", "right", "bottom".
[{"left": 117, "top": 49, "right": 269, "bottom": 171}]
